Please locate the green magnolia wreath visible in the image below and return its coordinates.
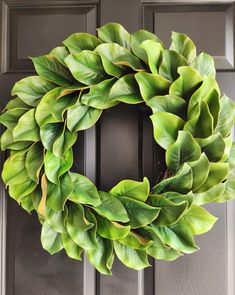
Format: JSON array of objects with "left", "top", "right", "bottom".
[{"left": 1, "top": 23, "right": 235, "bottom": 275}]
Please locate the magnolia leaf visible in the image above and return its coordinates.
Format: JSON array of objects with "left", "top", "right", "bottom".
[
  {"left": 166, "top": 130, "right": 201, "bottom": 172},
  {"left": 5, "top": 97, "right": 30, "bottom": 110},
  {"left": 110, "top": 177, "right": 150, "bottom": 202},
  {"left": 131, "top": 30, "right": 163, "bottom": 63},
  {"left": 182, "top": 204, "right": 217, "bottom": 235},
  {"left": 191, "top": 52, "right": 216, "bottom": 78},
  {"left": 86, "top": 236, "right": 114, "bottom": 275},
  {"left": 170, "top": 31, "right": 196, "bottom": 63},
  {"left": 215, "top": 175, "right": 235, "bottom": 203},
  {"left": 20, "top": 195, "right": 34, "bottom": 213},
  {"left": 221, "top": 136, "right": 233, "bottom": 163},
  {"left": 44, "top": 149, "right": 73, "bottom": 185},
  {"left": 52, "top": 127, "right": 77, "bottom": 157},
  {"left": 58, "top": 84, "right": 86, "bottom": 99},
  {"left": 188, "top": 153, "right": 210, "bottom": 191},
  {"left": 97, "top": 23, "right": 130, "bottom": 48},
  {"left": 49, "top": 46, "right": 70, "bottom": 66},
  {"left": 151, "top": 219, "right": 199, "bottom": 254},
  {"left": 45, "top": 206, "right": 68, "bottom": 233},
  {"left": 108, "top": 74, "right": 142, "bottom": 104},
  {"left": 169, "top": 66, "right": 202, "bottom": 100},
  {"left": 113, "top": 53, "right": 145, "bottom": 71},
  {"left": 40, "top": 123, "right": 63, "bottom": 151},
  {"left": 135, "top": 72, "right": 171, "bottom": 101},
  {"left": 63, "top": 32, "right": 101, "bottom": 54},
  {"left": 61, "top": 233, "right": 83, "bottom": 260},
  {"left": 154, "top": 163, "right": 193, "bottom": 194},
  {"left": 13, "top": 109, "right": 40, "bottom": 142},
  {"left": 114, "top": 241, "right": 150, "bottom": 270},
  {"left": 47, "top": 173, "right": 73, "bottom": 211},
  {"left": 162, "top": 191, "right": 193, "bottom": 208},
  {"left": 9, "top": 178, "right": 37, "bottom": 202},
  {"left": 140, "top": 40, "right": 163, "bottom": 73},
  {"left": 196, "top": 133, "right": 225, "bottom": 162},
  {"left": 118, "top": 196, "right": 160, "bottom": 228},
  {"left": 35, "top": 87, "right": 77, "bottom": 127},
  {"left": 11, "top": 76, "right": 55, "bottom": 106},
  {"left": 41, "top": 222, "right": 63, "bottom": 254},
  {"left": 67, "top": 207, "right": 98, "bottom": 250},
  {"left": 184, "top": 101, "right": 214, "bottom": 138},
  {"left": 151, "top": 112, "right": 185, "bottom": 150},
  {"left": 0, "top": 108, "right": 29, "bottom": 131},
  {"left": 195, "top": 162, "right": 229, "bottom": 193},
  {"left": 149, "top": 194, "right": 189, "bottom": 226},
  {"left": 159, "top": 50, "right": 188, "bottom": 81},
  {"left": 67, "top": 203, "right": 94, "bottom": 232},
  {"left": 193, "top": 183, "right": 225, "bottom": 205},
  {"left": 67, "top": 102, "right": 102, "bottom": 133},
  {"left": 0, "top": 129, "right": 31, "bottom": 151},
  {"left": 228, "top": 142, "right": 235, "bottom": 169},
  {"left": 96, "top": 214, "right": 130, "bottom": 240},
  {"left": 65, "top": 51, "right": 107, "bottom": 85},
  {"left": 69, "top": 173, "right": 101, "bottom": 206},
  {"left": 25, "top": 142, "right": 44, "bottom": 182},
  {"left": 147, "top": 95, "right": 187, "bottom": 117},
  {"left": 215, "top": 95, "right": 235, "bottom": 137},
  {"left": 94, "top": 191, "right": 129, "bottom": 223},
  {"left": 2, "top": 151, "right": 28, "bottom": 186},
  {"left": 119, "top": 231, "right": 153, "bottom": 250},
  {"left": 81, "top": 78, "right": 118, "bottom": 109},
  {"left": 31, "top": 55, "right": 74, "bottom": 86}
]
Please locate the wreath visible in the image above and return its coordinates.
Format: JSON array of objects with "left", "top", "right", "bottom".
[{"left": 1, "top": 23, "right": 235, "bottom": 275}]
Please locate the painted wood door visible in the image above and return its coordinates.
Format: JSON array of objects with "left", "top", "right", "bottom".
[{"left": 0, "top": 1, "right": 234, "bottom": 294}]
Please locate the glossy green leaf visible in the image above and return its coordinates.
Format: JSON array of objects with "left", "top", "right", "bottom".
[
  {"left": 49, "top": 46, "right": 70, "bottom": 66},
  {"left": 25, "top": 142, "right": 44, "bottom": 182},
  {"left": 40, "top": 123, "right": 63, "bottom": 151},
  {"left": 151, "top": 112, "right": 185, "bottom": 150},
  {"left": 97, "top": 23, "right": 130, "bottom": 48},
  {"left": 13, "top": 109, "right": 40, "bottom": 142},
  {"left": 159, "top": 50, "right": 188, "bottom": 81},
  {"left": 131, "top": 30, "right": 163, "bottom": 63},
  {"left": 11, "top": 76, "right": 55, "bottom": 106},
  {"left": 108, "top": 74, "right": 142, "bottom": 104},
  {"left": 67, "top": 203, "right": 94, "bottom": 232},
  {"left": 47, "top": 173, "right": 73, "bottom": 211},
  {"left": 35, "top": 87, "right": 77, "bottom": 127},
  {"left": 94, "top": 191, "right": 129, "bottom": 222},
  {"left": 52, "top": 127, "right": 77, "bottom": 157},
  {"left": 147, "top": 95, "right": 187, "bottom": 117},
  {"left": 67, "top": 102, "right": 102, "bottom": 133},
  {"left": 182, "top": 204, "right": 217, "bottom": 235},
  {"left": 118, "top": 196, "right": 160, "bottom": 228},
  {"left": 196, "top": 133, "right": 225, "bottom": 162},
  {"left": 114, "top": 241, "right": 150, "bottom": 270},
  {"left": 65, "top": 51, "right": 107, "bottom": 85},
  {"left": 215, "top": 95, "right": 235, "bottom": 137},
  {"left": 154, "top": 163, "right": 193, "bottom": 194},
  {"left": 140, "top": 40, "right": 163, "bottom": 74},
  {"left": 31, "top": 55, "right": 74, "bottom": 86},
  {"left": 5, "top": 97, "right": 30, "bottom": 110},
  {"left": 44, "top": 149, "right": 73, "bottom": 185},
  {"left": 149, "top": 194, "right": 189, "bottom": 226},
  {"left": 96, "top": 214, "right": 130, "bottom": 240},
  {"left": 119, "top": 231, "right": 153, "bottom": 250},
  {"left": 9, "top": 178, "right": 37, "bottom": 202},
  {"left": 215, "top": 175, "right": 235, "bottom": 203},
  {"left": 228, "top": 142, "right": 235, "bottom": 169},
  {"left": 41, "top": 222, "right": 63, "bottom": 254},
  {"left": 0, "top": 108, "right": 28, "bottom": 131},
  {"left": 20, "top": 195, "right": 34, "bottom": 213},
  {"left": 61, "top": 232, "right": 83, "bottom": 260},
  {"left": 169, "top": 66, "right": 202, "bottom": 100},
  {"left": 196, "top": 162, "right": 229, "bottom": 193},
  {"left": 151, "top": 219, "right": 199, "bottom": 254},
  {"left": 86, "top": 236, "right": 114, "bottom": 275},
  {"left": 81, "top": 78, "right": 118, "bottom": 109},
  {"left": 69, "top": 173, "right": 101, "bottom": 206},
  {"left": 188, "top": 153, "right": 210, "bottom": 191},
  {"left": 135, "top": 72, "right": 171, "bottom": 101},
  {"left": 170, "top": 31, "right": 196, "bottom": 63},
  {"left": 45, "top": 206, "right": 68, "bottom": 233},
  {"left": 63, "top": 32, "right": 101, "bottom": 54},
  {"left": 67, "top": 208, "right": 98, "bottom": 250},
  {"left": 191, "top": 52, "right": 216, "bottom": 78},
  {"left": 0, "top": 129, "right": 31, "bottom": 151},
  {"left": 110, "top": 177, "right": 150, "bottom": 202},
  {"left": 166, "top": 130, "right": 201, "bottom": 172},
  {"left": 193, "top": 183, "right": 225, "bottom": 205}
]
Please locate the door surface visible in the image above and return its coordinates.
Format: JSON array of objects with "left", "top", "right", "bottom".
[{"left": 0, "top": 0, "right": 235, "bottom": 295}]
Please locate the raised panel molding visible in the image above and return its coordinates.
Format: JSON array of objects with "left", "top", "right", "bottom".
[
  {"left": 0, "top": 0, "right": 98, "bottom": 73},
  {"left": 142, "top": 2, "right": 235, "bottom": 71}
]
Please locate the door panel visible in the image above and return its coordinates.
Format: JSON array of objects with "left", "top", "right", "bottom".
[{"left": 0, "top": 0, "right": 235, "bottom": 295}]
